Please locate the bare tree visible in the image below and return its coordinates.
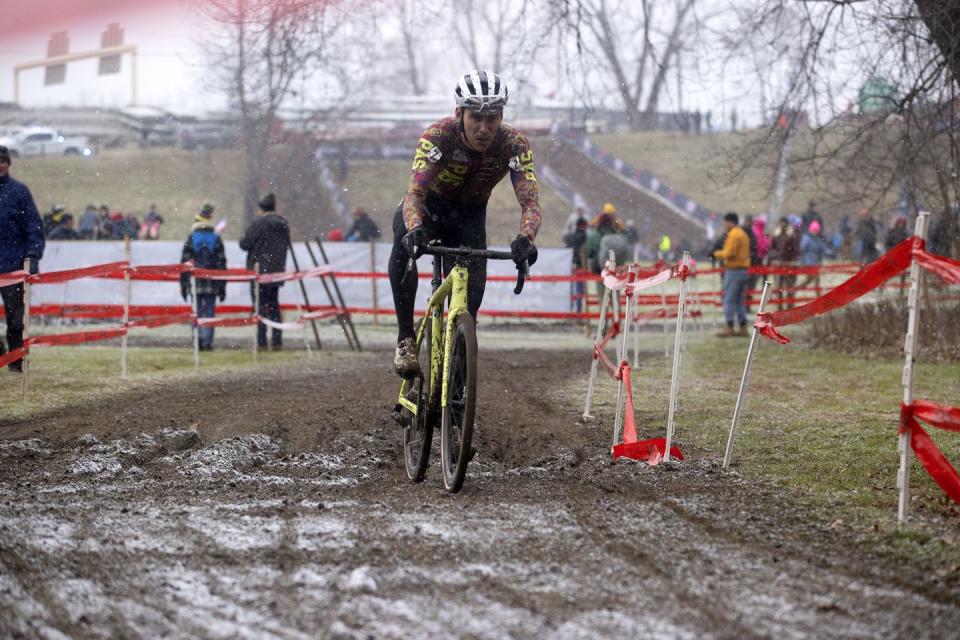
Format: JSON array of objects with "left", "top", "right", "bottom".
[
  {"left": 550, "top": 0, "right": 699, "bottom": 129},
  {"left": 201, "top": 0, "right": 340, "bottom": 225},
  {"left": 722, "top": 0, "right": 960, "bottom": 258}
]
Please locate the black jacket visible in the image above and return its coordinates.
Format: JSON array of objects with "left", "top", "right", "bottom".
[{"left": 239, "top": 213, "right": 290, "bottom": 277}]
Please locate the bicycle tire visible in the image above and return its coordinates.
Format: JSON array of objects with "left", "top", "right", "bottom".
[
  {"left": 402, "top": 321, "right": 434, "bottom": 482},
  {"left": 440, "top": 313, "right": 477, "bottom": 493}
]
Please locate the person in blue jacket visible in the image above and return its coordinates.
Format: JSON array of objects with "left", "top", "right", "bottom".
[{"left": 0, "top": 145, "right": 44, "bottom": 372}]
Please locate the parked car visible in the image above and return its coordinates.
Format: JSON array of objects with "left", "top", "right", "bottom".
[
  {"left": 177, "top": 123, "right": 236, "bottom": 151},
  {"left": 0, "top": 126, "right": 94, "bottom": 157}
]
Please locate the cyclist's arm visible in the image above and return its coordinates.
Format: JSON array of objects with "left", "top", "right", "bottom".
[
  {"left": 508, "top": 134, "right": 542, "bottom": 241},
  {"left": 402, "top": 126, "right": 446, "bottom": 231}
]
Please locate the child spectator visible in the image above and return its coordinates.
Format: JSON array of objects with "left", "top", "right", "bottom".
[
  {"left": 141, "top": 204, "right": 164, "bottom": 239},
  {"left": 180, "top": 204, "right": 227, "bottom": 351},
  {"left": 48, "top": 213, "right": 80, "bottom": 240}
]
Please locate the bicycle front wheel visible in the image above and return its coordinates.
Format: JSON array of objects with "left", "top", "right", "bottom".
[{"left": 440, "top": 313, "right": 477, "bottom": 493}]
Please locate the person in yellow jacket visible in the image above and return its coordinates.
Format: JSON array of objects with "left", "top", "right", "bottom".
[{"left": 713, "top": 212, "right": 752, "bottom": 336}]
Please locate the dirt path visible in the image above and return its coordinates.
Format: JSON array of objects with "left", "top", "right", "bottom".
[{"left": 1, "top": 348, "right": 958, "bottom": 638}]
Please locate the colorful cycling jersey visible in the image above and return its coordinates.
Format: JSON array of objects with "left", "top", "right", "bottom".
[{"left": 402, "top": 117, "right": 542, "bottom": 240}]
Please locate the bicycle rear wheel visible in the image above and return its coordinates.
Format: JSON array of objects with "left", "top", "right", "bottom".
[
  {"left": 440, "top": 313, "right": 477, "bottom": 493},
  {"left": 402, "top": 322, "right": 434, "bottom": 482}
]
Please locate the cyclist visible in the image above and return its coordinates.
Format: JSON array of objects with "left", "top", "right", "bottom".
[{"left": 389, "top": 70, "right": 542, "bottom": 378}]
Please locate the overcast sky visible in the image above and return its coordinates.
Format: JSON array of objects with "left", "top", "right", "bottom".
[{"left": 0, "top": 0, "right": 856, "bottom": 128}]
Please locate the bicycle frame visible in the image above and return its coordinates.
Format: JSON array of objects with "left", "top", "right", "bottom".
[{"left": 396, "top": 259, "right": 470, "bottom": 416}]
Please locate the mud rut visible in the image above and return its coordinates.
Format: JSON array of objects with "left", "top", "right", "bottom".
[{"left": 1, "top": 348, "right": 958, "bottom": 639}]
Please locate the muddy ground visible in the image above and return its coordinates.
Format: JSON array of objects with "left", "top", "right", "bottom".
[{"left": 1, "top": 346, "right": 959, "bottom": 639}]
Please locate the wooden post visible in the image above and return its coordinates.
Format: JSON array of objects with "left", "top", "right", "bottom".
[
  {"left": 370, "top": 239, "right": 379, "bottom": 326},
  {"left": 313, "top": 237, "right": 361, "bottom": 351},
  {"left": 252, "top": 262, "right": 260, "bottom": 364},
  {"left": 287, "top": 240, "right": 322, "bottom": 350},
  {"left": 21, "top": 259, "right": 31, "bottom": 402},
  {"left": 898, "top": 211, "right": 930, "bottom": 525}
]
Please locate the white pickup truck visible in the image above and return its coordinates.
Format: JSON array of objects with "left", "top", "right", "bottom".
[{"left": 0, "top": 126, "right": 94, "bottom": 158}]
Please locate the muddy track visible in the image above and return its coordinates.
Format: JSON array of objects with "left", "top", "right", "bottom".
[{"left": 1, "top": 347, "right": 959, "bottom": 638}]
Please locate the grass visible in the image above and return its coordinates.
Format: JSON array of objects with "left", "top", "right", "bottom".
[
  {"left": 574, "top": 328, "right": 960, "bottom": 534},
  {"left": 0, "top": 345, "right": 308, "bottom": 422},
  {"left": 14, "top": 148, "right": 245, "bottom": 241}
]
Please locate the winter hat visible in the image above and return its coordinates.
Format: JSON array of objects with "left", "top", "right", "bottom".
[
  {"left": 809, "top": 220, "right": 821, "bottom": 234},
  {"left": 723, "top": 212, "right": 739, "bottom": 225},
  {"left": 258, "top": 193, "right": 276, "bottom": 212},
  {"left": 0, "top": 145, "right": 10, "bottom": 164},
  {"left": 602, "top": 202, "right": 617, "bottom": 214},
  {"left": 196, "top": 203, "right": 215, "bottom": 222}
]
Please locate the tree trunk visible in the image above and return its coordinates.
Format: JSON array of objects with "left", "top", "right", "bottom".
[{"left": 915, "top": 0, "right": 960, "bottom": 87}]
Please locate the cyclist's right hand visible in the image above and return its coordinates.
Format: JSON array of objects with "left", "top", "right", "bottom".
[{"left": 401, "top": 226, "right": 428, "bottom": 259}]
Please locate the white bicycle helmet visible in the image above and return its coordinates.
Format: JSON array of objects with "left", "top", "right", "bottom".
[{"left": 454, "top": 70, "right": 508, "bottom": 113}]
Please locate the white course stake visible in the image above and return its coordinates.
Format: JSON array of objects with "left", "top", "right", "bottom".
[
  {"left": 21, "top": 258, "right": 31, "bottom": 402},
  {"left": 723, "top": 281, "right": 773, "bottom": 469},
  {"left": 582, "top": 283, "right": 611, "bottom": 421},
  {"left": 612, "top": 266, "right": 637, "bottom": 448},
  {"left": 661, "top": 282, "right": 669, "bottom": 357},
  {"left": 898, "top": 211, "right": 930, "bottom": 525},
  {"left": 665, "top": 252, "right": 691, "bottom": 461}
]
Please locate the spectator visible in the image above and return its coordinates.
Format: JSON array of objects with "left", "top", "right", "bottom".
[
  {"left": 801, "top": 199, "right": 823, "bottom": 233},
  {"left": 798, "top": 219, "right": 830, "bottom": 292},
  {"left": 585, "top": 213, "right": 628, "bottom": 273},
  {"left": 713, "top": 212, "right": 751, "bottom": 337},
  {"left": 180, "top": 204, "right": 226, "bottom": 351},
  {"left": 854, "top": 207, "right": 879, "bottom": 264},
  {"left": 837, "top": 214, "right": 853, "bottom": 259},
  {"left": 141, "top": 204, "right": 164, "bottom": 240},
  {"left": 97, "top": 205, "right": 112, "bottom": 239},
  {"left": 928, "top": 209, "right": 959, "bottom": 258},
  {"left": 239, "top": 193, "right": 290, "bottom": 350},
  {"left": 124, "top": 213, "right": 141, "bottom": 240},
  {"left": 564, "top": 207, "right": 588, "bottom": 236},
  {"left": 48, "top": 213, "right": 80, "bottom": 240},
  {"left": 78, "top": 204, "right": 99, "bottom": 240},
  {"left": 742, "top": 214, "right": 761, "bottom": 308},
  {"left": 110, "top": 212, "right": 126, "bottom": 239},
  {"left": 42, "top": 204, "right": 65, "bottom": 236},
  {"left": 327, "top": 228, "right": 344, "bottom": 242},
  {"left": 658, "top": 234, "right": 672, "bottom": 261},
  {"left": 768, "top": 216, "right": 801, "bottom": 310},
  {"left": 752, "top": 216, "right": 770, "bottom": 262},
  {"left": 563, "top": 215, "right": 589, "bottom": 313},
  {"left": 345, "top": 207, "right": 381, "bottom": 241},
  {"left": 0, "top": 144, "right": 44, "bottom": 372},
  {"left": 884, "top": 215, "right": 910, "bottom": 251}
]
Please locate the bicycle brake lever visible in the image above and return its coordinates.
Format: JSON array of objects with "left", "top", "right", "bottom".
[
  {"left": 513, "top": 260, "right": 529, "bottom": 295},
  {"left": 400, "top": 256, "right": 415, "bottom": 287}
]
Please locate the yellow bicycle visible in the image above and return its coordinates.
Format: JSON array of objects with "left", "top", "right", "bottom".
[{"left": 393, "top": 244, "right": 528, "bottom": 492}]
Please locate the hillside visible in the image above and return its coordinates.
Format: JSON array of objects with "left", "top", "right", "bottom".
[{"left": 590, "top": 129, "right": 900, "bottom": 229}]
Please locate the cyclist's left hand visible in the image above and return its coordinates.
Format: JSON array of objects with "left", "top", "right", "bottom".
[{"left": 510, "top": 234, "right": 538, "bottom": 267}]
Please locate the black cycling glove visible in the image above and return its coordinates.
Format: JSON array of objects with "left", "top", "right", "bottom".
[
  {"left": 510, "top": 234, "right": 538, "bottom": 267},
  {"left": 402, "top": 226, "right": 428, "bottom": 259}
]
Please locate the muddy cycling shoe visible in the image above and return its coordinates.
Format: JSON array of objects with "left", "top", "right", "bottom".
[{"left": 393, "top": 337, "right": 422, "bottom": 378}]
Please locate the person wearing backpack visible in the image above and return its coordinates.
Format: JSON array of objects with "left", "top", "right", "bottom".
[{"left": 180, "top": 204, "right": 227, "bottom": 351}]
